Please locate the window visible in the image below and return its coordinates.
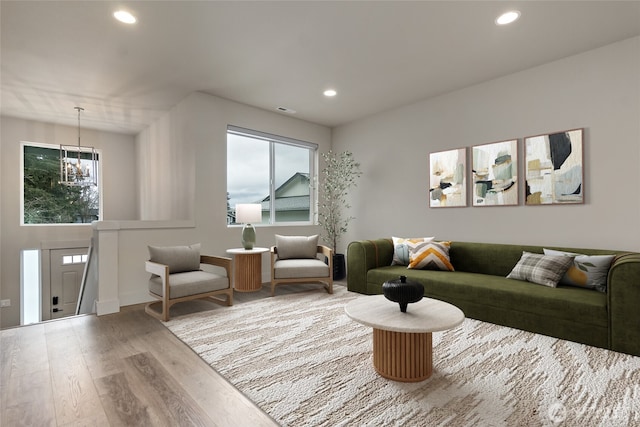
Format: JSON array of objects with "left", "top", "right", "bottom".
[
  {"left": 62, "top": 254, "right": 89, "bottom": 265},
  {"left": 227, "top": 126, "right": 317, "bottom": 225},
  {"left": 22, "top": 142, "right": 101, "bottom": 224}
]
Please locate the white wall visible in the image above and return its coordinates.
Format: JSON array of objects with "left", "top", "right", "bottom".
[
  {"left": 0, "top": 116, "right": 138, "bottom": 328},
  {"left": 332, "top": 37, "right": 640, "bottom": 253},
  {"left": 109, "top": 92, "right": 332, "bottom": 307},
  {"left": 136, "top": 100, "right": 195, "bottom": 220}
]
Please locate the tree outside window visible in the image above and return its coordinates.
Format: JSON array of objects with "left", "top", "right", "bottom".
[{"left": 22, "top": 144, "right": 100, "bottom": 224}]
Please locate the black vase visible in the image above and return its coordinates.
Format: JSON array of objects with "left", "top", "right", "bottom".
[
  {"left": 333, "top": 253, "right": 346, "bottom": 280},
  {"left": 382, "top": 275, "right": 424, "bottom": 312}
]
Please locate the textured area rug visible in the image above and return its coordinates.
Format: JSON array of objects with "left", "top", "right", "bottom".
[{"left": 166, "top": 286, "right": 640, "bottom": 426}]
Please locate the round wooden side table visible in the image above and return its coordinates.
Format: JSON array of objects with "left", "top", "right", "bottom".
[{"left": 226, "top": 247, "right": 268, "bottom": 292}]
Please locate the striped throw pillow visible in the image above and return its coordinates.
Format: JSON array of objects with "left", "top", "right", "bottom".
[{"left": 407, "top": 241, "right": 454, "bottom": 271}]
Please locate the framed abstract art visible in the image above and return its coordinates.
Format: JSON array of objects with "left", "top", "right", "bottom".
[
  {"left": 429, "top": 148, "right": 467, "bottom": 208},
  {"left": 524, "top": 128, "right": 584, "bottom": 205},
  {"left": 471, "top": 139, "right": 518, "bottom": 206}
]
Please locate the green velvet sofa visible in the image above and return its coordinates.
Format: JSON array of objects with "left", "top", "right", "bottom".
[{"left": 346, "top": 239, "right": 640, "bottom": 357}]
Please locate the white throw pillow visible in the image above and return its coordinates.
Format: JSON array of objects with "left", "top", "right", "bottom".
[{"left": 543, "top": 249, "right": 614, "bottom": 292}]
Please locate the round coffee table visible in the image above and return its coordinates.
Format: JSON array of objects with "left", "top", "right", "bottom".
[{"left": 345, "top": 295, "right": 465, "bottom": 382}]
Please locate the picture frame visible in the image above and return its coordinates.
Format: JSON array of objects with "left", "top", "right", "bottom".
[
  {"left": 524, "top": 128, "right": 584, "bottom": 205},
  {"left": 471, "top": 139, "right": 518, "bottom": 206},
  {"left": 429, "top": 148, "right": 467, "bottom": 208}
]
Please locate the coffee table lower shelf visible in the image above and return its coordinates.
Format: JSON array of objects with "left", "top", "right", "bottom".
[{"left": 373, "top": 328, "right": 433, "bottom": 382}]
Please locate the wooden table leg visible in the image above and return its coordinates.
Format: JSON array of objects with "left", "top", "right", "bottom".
[
  {"left": 372, "top": 328, "right": 432, "bottom": 382},
  {"left": 233, "top": 252, "right": 262, "bottom": 292}
]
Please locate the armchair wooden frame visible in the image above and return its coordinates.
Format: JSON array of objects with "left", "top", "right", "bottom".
[
  {"left": 270, "top": 245, "right": 333, "bottom": 297},
  {"left": 145, "top": 255, "right": 234, "bottom": 321}
]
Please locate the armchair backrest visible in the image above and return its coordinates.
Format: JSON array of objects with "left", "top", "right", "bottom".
[
  {"left": 148, "top": 243, "right": 201, "bottom": 273},
  {"left": 275, "top": 235, "right": 319, "bottom": 259}
]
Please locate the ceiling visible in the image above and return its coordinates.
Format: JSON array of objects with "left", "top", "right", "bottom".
[{"left": 2, "top": 1, "right": 639, "bottom": 135}]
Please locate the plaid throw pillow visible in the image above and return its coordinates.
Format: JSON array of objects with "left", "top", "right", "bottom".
[{"left": 506, "top": 251, "right": 575, "bottom": 287}]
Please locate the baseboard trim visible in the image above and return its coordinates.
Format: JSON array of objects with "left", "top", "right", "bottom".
[{"left": 119, "top": 290, "right": 155, "bottom": 308}]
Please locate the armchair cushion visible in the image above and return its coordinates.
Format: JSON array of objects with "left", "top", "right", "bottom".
[
  {"left": 149, "top": 270, "right": 228, "bottom": 299},
  {"left": 273, "top": 259, "right": 330, "bottom": 279},
  {"left": 148, "top": 243, "right": 201, "bottom": 273},
  {"left": 275, "top": 235, "right": 319, "bottom": 259}
]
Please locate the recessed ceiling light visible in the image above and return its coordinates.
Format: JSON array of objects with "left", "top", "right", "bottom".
[
  {"left": 495, "top": 10, "right": 520, "bottom": 26},
  {"left": 114, "top": 10, "right": 137, "bottom": 24},
  {"left": 323, "top": 89, "right": 337, "bottom": 97}
]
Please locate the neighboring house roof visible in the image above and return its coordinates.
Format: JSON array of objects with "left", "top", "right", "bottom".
[
  {"left": 262, "top": 172, "right": 310, "bottom": 201},
  {"left": 261, "top": 195, "right": 310, "bottom": 212},
  {"left": 229, "top": 172, "right": 310, "bottom": 222},
  {"left": 261, "top": 173, "right": 310, "bottom": 212}
]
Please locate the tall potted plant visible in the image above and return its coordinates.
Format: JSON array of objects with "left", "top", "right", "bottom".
[{"left": 318, "top": 150, "right": 362, "bottom": 280}]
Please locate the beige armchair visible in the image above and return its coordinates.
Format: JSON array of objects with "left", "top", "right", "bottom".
[
  {"left": 270, "top": 235, "right": 333, "bottom": 297},
  {"left": 145, "top": 244, "right": 233, "bottom": 321}
]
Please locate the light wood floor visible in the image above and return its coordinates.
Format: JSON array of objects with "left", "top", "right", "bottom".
[{"left": 1, "top": 282, "right": 341, "bottom": 426}]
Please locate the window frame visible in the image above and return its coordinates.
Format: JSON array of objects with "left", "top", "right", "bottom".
[
  {"left": 20, "top": 141, "right": 103, "bottom": 226},
  {"left": 227, "top": 125, "right": 318, "bottom": 227}
]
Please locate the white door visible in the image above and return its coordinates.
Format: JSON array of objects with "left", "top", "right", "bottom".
[{"left": 50, "top": 248, "right": 88, "bottom": 319}]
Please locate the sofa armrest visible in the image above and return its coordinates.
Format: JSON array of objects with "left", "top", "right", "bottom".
[
  {"left": 608, "top": 253, "right": 640, "bottom": 356},
  {"left": 346, "top": 239, "right": 393, "bottom": 294}
]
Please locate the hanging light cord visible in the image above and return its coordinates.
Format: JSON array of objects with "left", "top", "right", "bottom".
[{"left": 75, "top": 107, "right": 84, "bottom": 169}]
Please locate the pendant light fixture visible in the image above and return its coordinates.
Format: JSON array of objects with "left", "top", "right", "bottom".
[{"left": 60, "top": 107, "right": 97, "bottom": 186}]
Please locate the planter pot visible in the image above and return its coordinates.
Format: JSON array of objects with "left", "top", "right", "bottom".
[{"left": 333, "top": 253, "right": 346, "bottom": 280}]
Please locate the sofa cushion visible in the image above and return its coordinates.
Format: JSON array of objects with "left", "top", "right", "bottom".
[
  {"left": 273, "top": 259, "right": 329, "bottom": 279},
  {"left": 366, "top": 266, "right": 608, "bottom": 329},
  {"left": 391, "top": 236, "right": 434, "bottom": 265},
  {"left": 543, "top": 248, "right": 614, "bottom": 292},
  {"left": 407, "top": 241, "right": 454, "bottom": 271},
  {"left": 276, "top": 235, "right": 318, "bottom": 259},
  {"left": 148, "top": 243, "right": 201, "bottom": 274},
  {"left": 149, "top": 270, "right": 228, "bottom": 299},
  {"left": 506, "top": 251, "right": 575, "bottom": 287}
]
